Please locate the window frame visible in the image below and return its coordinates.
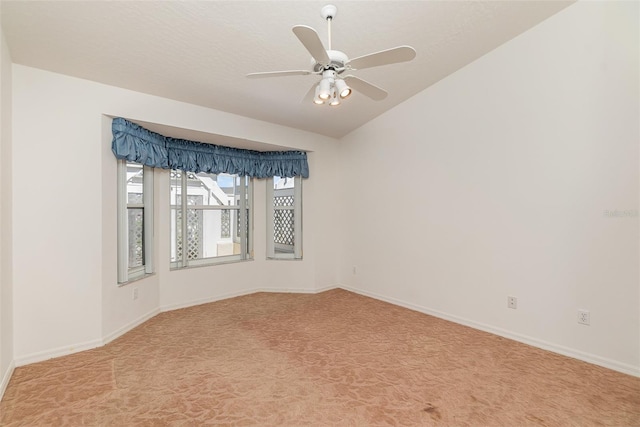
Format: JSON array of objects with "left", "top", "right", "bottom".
[
  {"left": 267, "top": 175, "right": 302, "bottom": 260},
  {"left": 117, "top": 160, "right": 154, "bottom": 284},
  {"left": 170, "top": 171, "right": 253, "bottom": 269}
]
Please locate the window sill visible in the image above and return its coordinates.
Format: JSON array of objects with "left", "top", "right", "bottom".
[
  {"left": 170, "top": 257, "right": 254, "bottom": 271},
  {"left": 118, "top": 272, "right": 155, "bottom": 287}
]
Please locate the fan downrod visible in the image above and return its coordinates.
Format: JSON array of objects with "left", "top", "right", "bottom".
[{"left": 313, "top": 5, "right": 343, "bottom": 72}]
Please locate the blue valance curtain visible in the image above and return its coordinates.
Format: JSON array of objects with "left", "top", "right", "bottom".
[{"left": 111, "top": 117, "right": 309, "bottom": 178}]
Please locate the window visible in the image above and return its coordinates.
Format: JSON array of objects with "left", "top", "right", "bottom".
[
  {"left": 170, "top": 170, "right": 252, "bottom": 268},
  {"left": 117, "top": 160, "right": 154, "bottom": 283},
  {"left": 267, "top": 176, "right": 302, "bottom": 259}
]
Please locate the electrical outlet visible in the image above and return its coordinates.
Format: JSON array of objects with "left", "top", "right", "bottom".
[
  {"left": 133, "top": 287, "right": 139, "bottom": 300},
  {"left": 352, "top": 266, "right": 357, "bottom": 275},
  {"left": 578, "top": 309, "right": 590, "bottom": 325},
  {"left": 508, "top": 296, "right": 517, "bottom": 309}
]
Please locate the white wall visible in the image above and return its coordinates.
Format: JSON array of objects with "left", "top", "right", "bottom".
[
  {"left": 338, "top": 0, "right": 639, "bottom": 376},
  {"left": 12, "top": 65, "right": 339, "bottom": 363},
  {"left": 0, "top": 20, "right": 14, "bottom": 396},
  {"left": 5, "top": 0, "right": 637, "bottom": 380}
]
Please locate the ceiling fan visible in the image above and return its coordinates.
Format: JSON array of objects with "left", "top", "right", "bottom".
[{"left": 246, "top": 4, "right": 416, "bottom": 106}]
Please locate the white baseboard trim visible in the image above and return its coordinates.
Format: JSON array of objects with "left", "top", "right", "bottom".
[
  {"left": 340, "top": 285, "right": 640, "bottom": 378},
  {"left": 160, "top": 285, "right": 339, "bottom": 312},
  {"left": 102, "top": 308, "right": 161, "bottom": 346},
  {"left": 0, "top": 360, "right": 15, "bottom": 402},
  {"left": 312, "top": 284, "right": 340, "bottom": 293},
  {"left": 14, "top": 338, "right": 103, "bottom": 367},
  {"left": 257, "top": 285, "right": 338, "bottom": 294},
  {"left": 160, "top": 289, "right": 261, "bottom": 312}
]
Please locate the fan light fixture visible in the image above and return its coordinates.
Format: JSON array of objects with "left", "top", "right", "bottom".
[
  {"left": 313, "top": 86, "right": 325, "bottom": 104},
  {"left": 318, "top": 78, "right": 332, "bottom": 100},
  {"left": 314, "top": 73, "right": 351, "bottom": 107},
  {"left": 335, "top": 79, "right": 352, "bottom": 99}
]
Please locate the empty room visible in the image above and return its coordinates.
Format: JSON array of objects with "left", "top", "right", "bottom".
[{"left": 0, "top": 0, "right": 638, "bottom": 425}]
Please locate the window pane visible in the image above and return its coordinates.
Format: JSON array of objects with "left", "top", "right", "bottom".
[
  {"left": 127, "top": 207, "right": 144, "bottom": 268},
  {"left": 193, "top": 172, "right": 241, "bottom": 207},
  {"left": 126, "top": 162, "right": 145, "bottom": 270},
  {"left": 127, "top": 163, "right": 144, "bottom": 203},
  {"left": 171, "top": 170, "right": 250, "bottom": 266},
  {"left": 201, "top": 209, "right": 242, "bottom": 257},
  {"left": 273, "top": 176, "right": 295, "bottom": 254}
]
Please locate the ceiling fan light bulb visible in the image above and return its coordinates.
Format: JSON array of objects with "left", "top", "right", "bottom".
[
  {"left": 329, "top": 87, "right": 340, "bottom": 106},
  {"left": 335, "top": 79, "right": 352, "bottom": 99},
  {"left": 313, "top": 86, "right": 325, "bottom": 104},
  {"left": 318, "top": 79, "right": 331, "bottom": 100}
]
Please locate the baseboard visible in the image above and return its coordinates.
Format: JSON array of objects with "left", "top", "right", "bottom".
[
  {"left": 160, "top": 285, "right": 339, "bottom": 312},
  {"left": 340, "top": 285, "right": 640, "bottom": 378},
  {"left": 14, "top": 338, "right": 103, "bottom": 367},
  {"left": 160, "top": 289, "right": 261, "bottom": 312},
  {"left": 0, "top": 360, "right": 15, "bottom": 402},
  {"left": 313, "top": 284, "right": 340, "bottom": 293},
  {"left": 102, "top": 308, "right": 161, "bottom": 346},
  {"left": 257, "top": 285, "right": 338, "bottom": 294}
]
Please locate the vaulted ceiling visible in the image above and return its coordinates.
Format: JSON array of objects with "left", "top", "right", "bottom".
[{"left": 1, "top": 1, "right": 573, "bottom": 138}]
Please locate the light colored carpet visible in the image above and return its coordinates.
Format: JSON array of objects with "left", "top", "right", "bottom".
[{"left": 1, "top": 289, "right": 639, "bottom": 426}]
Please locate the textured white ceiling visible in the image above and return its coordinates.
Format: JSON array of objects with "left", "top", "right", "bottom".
[{"left": 1, "top": 1, "right": 573, "bottom": 139}]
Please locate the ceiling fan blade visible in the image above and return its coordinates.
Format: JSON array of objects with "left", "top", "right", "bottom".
[
  {"left": 343, "top": 75, "right": 388, "bottom": 101},
  {"left": 292, "top": 25, "right": 331, "bottom": 66},
  {"left": 347, "top": 46, "right": 416, "bottom": 70},
  {"left": 246, "top": 70, "right": 313, "bottom": 79}
]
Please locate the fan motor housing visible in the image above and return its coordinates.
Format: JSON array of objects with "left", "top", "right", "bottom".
[{"left": 312, "top": 50, "right": 349, "bottom": 73}]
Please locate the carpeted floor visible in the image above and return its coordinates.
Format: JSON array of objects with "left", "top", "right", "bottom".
[{"left": 1, "top": 289, "right": 639, "bottom": 426}]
